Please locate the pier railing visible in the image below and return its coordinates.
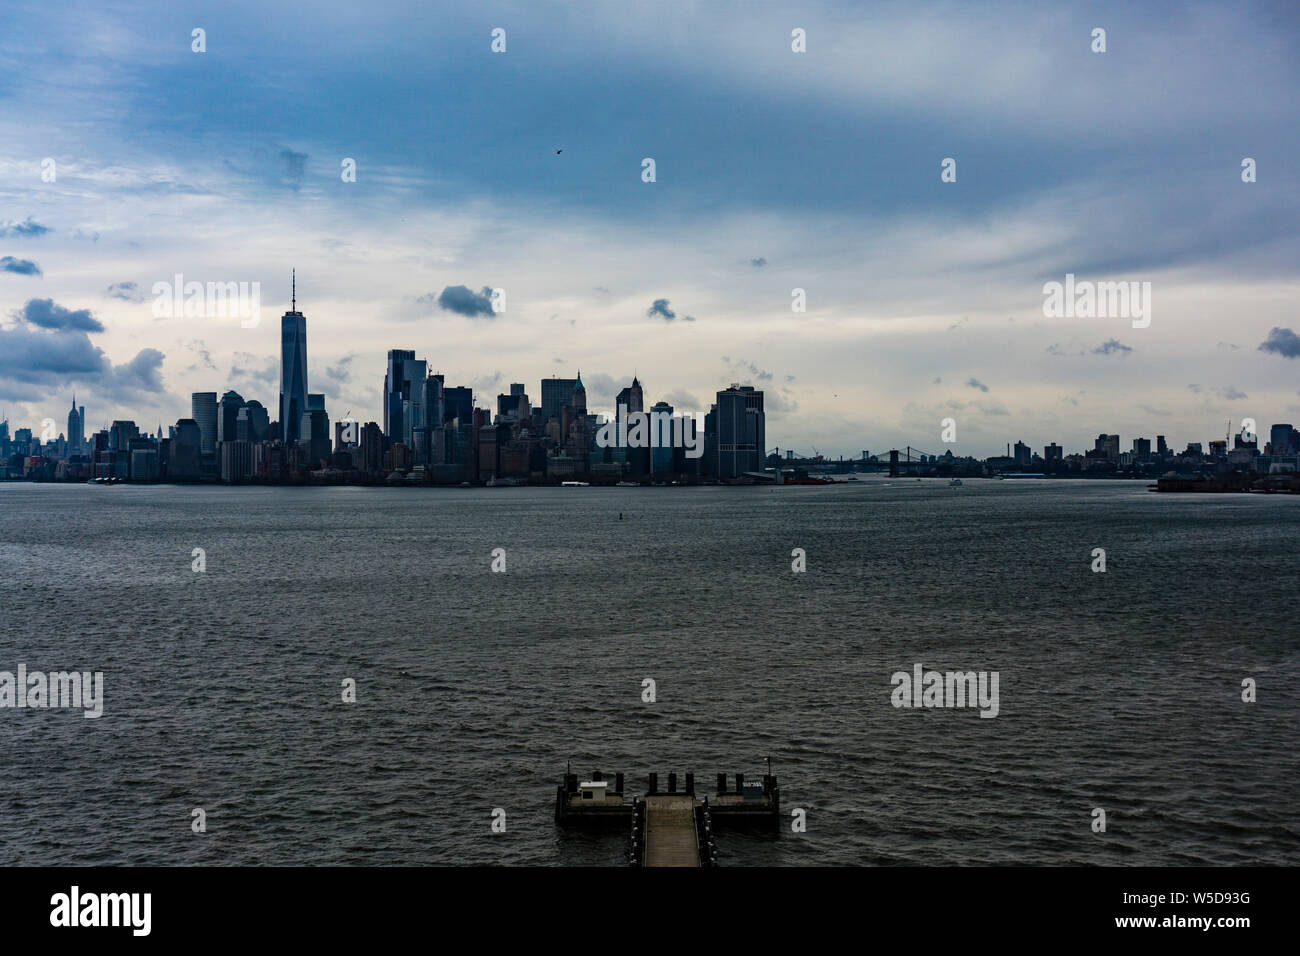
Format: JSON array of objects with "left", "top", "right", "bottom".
[
  {"left": 628, "top": 798, "right": 647, "bottom": 866},
  {"left": 694, "top": 799, "right": 718, "bottom": 867}
]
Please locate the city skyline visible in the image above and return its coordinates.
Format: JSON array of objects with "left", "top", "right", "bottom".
[
  {"left": 3, "top": 290, "right": 1299, "bottom": 467},
  {"left": 1, "top": 1, "right": 1298, "bottom": 458}
]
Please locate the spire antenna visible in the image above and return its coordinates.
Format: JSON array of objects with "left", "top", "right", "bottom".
[{"left": 292, "top": 269, "right": 296, "bottom": 311}]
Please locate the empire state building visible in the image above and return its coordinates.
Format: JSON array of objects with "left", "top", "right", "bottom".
[{"left": 279, "top": 270, "right": 309, "bottom": 444}]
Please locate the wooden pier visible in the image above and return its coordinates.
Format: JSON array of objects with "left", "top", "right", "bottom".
[
  {"left": 555, "top": 769, "right": 780, "bottom": 866},
  {"left": 643, "top": 794, "right": 701, "bottom": 866}
]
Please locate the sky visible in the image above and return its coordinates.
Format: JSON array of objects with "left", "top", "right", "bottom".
[{"left": 1, "top": 0, "right": 1298, "bottom": 457}]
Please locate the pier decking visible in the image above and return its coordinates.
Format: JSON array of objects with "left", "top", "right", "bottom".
[{"left": 644, "top": 794, "right": 700, "bottom": 867}]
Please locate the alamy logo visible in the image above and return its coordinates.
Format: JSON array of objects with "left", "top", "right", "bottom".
[
  {"left": 1042, "top": 273, "right": 1151, "bottom": 328},
  {"left": 594, "top": 404, "right": 703, "bottom": 458},
  {"left": 0, "top": 665, "right": 103, "bottom": 718},
  {"left": 890, "top": 663, "right": 999, "bottom": 718},
  {"left": 152, "top": 273, "right": 262, "bottom": 327},
  {"left": 50, "top": 886, "right": 150, "bottom": 936}
]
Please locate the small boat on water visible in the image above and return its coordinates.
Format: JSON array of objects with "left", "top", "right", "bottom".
[
  {"left": 561, "top": 481, "right": 590, "bottom": 487},
  {"left": 949, "top": 478, "right": 963, "bottom": 487}
]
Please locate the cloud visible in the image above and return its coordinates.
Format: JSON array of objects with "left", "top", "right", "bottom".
[
  {"left": 750, "top": 257, "right": 767, "bottom": 268},
  {"left": 1046, "top": 343, "right": 1082, "bottom": 356},
  {"left": 966, "top": 377, "right": 989, "bottom": 392},
  {"left": 725, "top": 358, "right": 773, "bottom": 381},
  {"left": 1093, "top": 339, "right": 1133, "bottom": 355},
  {"left": 647, "top": 298, "right": 676, "bottom": 321},
  {"left": 763, "top": 390, "right": 799, "bottom": 415},
  {"left": 106, "top": 281, "right": 145, "bottom": 302},
  {"left": 578, "top": 371, "right": 621, "bottom": 403},
  {"left": 1259, "top": 327, "right": 1300, "bottom": 359},
  {"left": 110, "top": 348, "right": 166, "bottom": 396},
  {"left": 1, "top": 256, "right": 42, "bottom": 276},
  {"left": 435, "top": 285, "right": 496, "bottom": 318},
  {"left": 186, "top": 339, "right": 217, "bottom": 371},
  {"left": 1189, "top": 383, "right": 1247, "bottom": 400},
  {"left": 0, "top": 217, "right": 49, "bottom": 238},
  {"left": 0, "top": 323, "right": 166, "bottom": 404},
  {"left": 471, "top": 370, "right": 504, "bottom": 394},
  {"left": 12, "top": 298, "right": 104, "bottom": 332},
  {"left": 647, "top": 298, "right": 695, "bottom": 322},
  {"left": 324, "top": 354, "right": 356, "bottom": 384},
  {"left": 228, "top": 352, "right": 279, "bottom": 395},
  {"left": 662, "top": 388, "right": 700, "bottom": 410}
]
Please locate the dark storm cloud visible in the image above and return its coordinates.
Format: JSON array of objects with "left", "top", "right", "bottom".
[
  {"left": 0, "top": 323, "right": 166, "bottom": 402},
  {"left": 647, "top": 299, "right": 676, "bottom": 321},
  {"left": 435, "top": 285, "right": 496, "bottom": 318},
  {"left": 1259, "top": 327, "right": 1300, "bottom": 359},
  {"left": 12, "top": 298, "right": 104, "bottom": 332}
]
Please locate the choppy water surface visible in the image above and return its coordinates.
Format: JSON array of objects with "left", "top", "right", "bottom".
[{"left": 1, "top": 479, "right": 1297, "bottom": 866}]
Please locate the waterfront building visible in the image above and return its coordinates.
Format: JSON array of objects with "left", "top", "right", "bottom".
[
  {"left": 220, "top": 439, "right": 254, "bottom": 482},
  {"left": 716, "top": 384, "right": 765, "bottom": 479}
]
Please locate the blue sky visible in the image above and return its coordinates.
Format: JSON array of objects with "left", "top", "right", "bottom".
[{"left": 2, "top": 0, "right": 1298, "bottom": 455}]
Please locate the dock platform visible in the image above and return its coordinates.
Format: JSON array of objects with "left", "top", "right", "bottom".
[{"left": 556, "top": 769, "right": 780, "bottom": 866}]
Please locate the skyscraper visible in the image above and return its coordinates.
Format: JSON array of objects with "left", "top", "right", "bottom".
[
  {"left": 1270, "top": 424, "right": 1293, "bottom": 456},
  {"left": 400, "top": 358, "right": 427, "bottom": 450},
  {"left": 541, "top": 376, "right": 579, "bottom": 424},
  {"left": 383, "top": 349, "right": 417, "bottom": 439},
  {"left": 716, "top": 384, "right": 765, "bottom": 479},
  {"left": 615, "top": 376, "right": 645, "bottom": 415},
  {"left": 650, "top": 400, "right": 674, "bottom": 474},
  {"left": 66, "top": 394, "right": 81, "bottom": 456},
  {"left": 280, "top": 272, "right": 309, "bottom": 444},
  {"left": 191, "top": 392, "right": 217, "bottom": 454},
  {"left": 218, "top": 390, "right": 245, "bottom": 445},
  {"left": 443, "top": 386, "right": 473, "bottom": 426},
  {"left": 237, "top": 400, "right": 270, "bottom": 442},
  {"left": 171, "top": 419, "right": 202, "bottom": 479},
  {"left": 423, "top": 374, "right": 445, "bottom": 465}
]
